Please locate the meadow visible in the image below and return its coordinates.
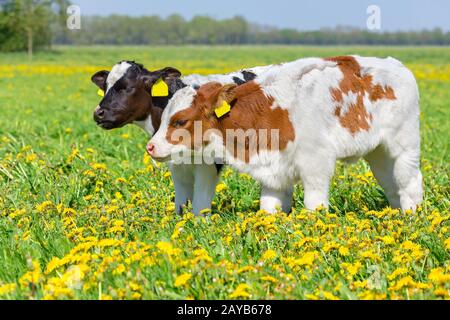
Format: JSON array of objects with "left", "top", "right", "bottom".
[{"left": 0, "top": 46, "right": 449, "bottom": 300}]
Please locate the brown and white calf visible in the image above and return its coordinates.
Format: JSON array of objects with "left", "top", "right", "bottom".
[
  {"left": 148, "top": 56, "right": 423, "bottom": 213},
  {"left": 91, "top": 61, "right": 272, "bottom": 215}
]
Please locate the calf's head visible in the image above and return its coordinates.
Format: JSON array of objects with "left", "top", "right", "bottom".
[
  {"left": 147, "top": 82, "right": 237, "bottom": 161},
  {"left": 91, "top": 61, "right": 182, "bottom": 133}
]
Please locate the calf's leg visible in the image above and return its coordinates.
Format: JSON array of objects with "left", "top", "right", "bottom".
[
  {"left": 299, "top": 155, "right": 335, "bottom": 210},
  {"left": 192, "top": 164, "right": 220, "bottom": 215},
  {"left": 392, "top": 151, "right": 423, "bottom": 211},
  {"left": 367, "top": 145, "right": 423, "bottom": 212},
  {"left": 383, "top": 112, "right": 423, "bottom": 212},
  {"left": 170, "top": 164, "right": 194, "bottom": 214},
  {"left": 365, "top": 146, "right": 401, "bottom": 208},
  {"left": 260, "top": 186, "right": 294, "bottom": 214}
]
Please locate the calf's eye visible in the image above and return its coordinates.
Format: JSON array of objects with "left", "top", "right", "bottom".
[{"left": 173, "top": 120, "right": 188, "bottom": 128}]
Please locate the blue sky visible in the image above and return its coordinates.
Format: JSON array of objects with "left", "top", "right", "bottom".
[{"left": 71, "top": 0, "right": 449, "bottom": 31}]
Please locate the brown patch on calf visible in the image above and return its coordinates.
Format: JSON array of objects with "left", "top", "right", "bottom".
[
  {"left": 166, "top": 82, "right": 295, "bottom": 163},
  {"left": 326, "top": 56, "right": 397, "bottom": 135}
]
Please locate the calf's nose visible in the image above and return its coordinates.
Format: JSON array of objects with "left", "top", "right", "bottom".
[
  {"left": 95, "top": 108, "right": 105, "bottom": 119},
  {"left": 147, "top": 143, "right": 155, "bottom": 156}
]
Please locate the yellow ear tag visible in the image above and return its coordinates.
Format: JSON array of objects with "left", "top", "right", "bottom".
[
  {"left": 215, "top": 101, "right": 231, "bottom": 118},
  {"left": 151, "top": 78, "right": 169, "bottom": 97},
  {"left": 97, "top": 89, "right": 105, "bottom": 97}
]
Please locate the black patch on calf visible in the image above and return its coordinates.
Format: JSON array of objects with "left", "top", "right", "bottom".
[
  {"left": 242, "top": 70, "right": 257, "bottom": 82},
  {"left": 169, "top": 78, "right": 188, "bottom": 95},
  {"left": 232, "top": 77, "right": 246, "bottom": 85},
  {"left": 151, "top": 97, "right": 170, "bottom": 110}
]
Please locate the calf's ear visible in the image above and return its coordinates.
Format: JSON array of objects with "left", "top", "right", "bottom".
[
  {"left": 160, "top": 67, "right": 183, "bottom": 93},
  {"left": 208, "top": 84, "right": 237, "bottom": 117},
  {"left": 141, "top": 67, "right": 182, "bottom": 94},
  {"left": 140, "top": 73, "right": 161, "bottom": 89},
  {"left": 160, "top": 67, "right": 182, "bottom": 83},
  {"left": 91, "top": 70, "right": 109, "bottom": 90},
  {"left": 217, "top": 84, "right": 237, "bottom": 105}
]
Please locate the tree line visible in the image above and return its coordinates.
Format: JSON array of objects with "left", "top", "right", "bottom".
[
  {"left": 1, "top": 0, "right": 449, "bottom": 57},
  {"left": 57, "top": 15, "right": 450, "bottom": 46}
]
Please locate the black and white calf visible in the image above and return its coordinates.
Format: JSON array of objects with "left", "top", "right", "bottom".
[{"left": 91, "top": 61, "right": 272, "bottom": 215}]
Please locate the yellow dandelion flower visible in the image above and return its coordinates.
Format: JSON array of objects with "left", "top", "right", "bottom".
[
  {"left": 22, "top": 231, "right": 31, "bottom": 241},
  {"left": 63, "top": 208, "right": 76, "bottom": 216},
  {"left": 115, "top": 177, "right": 127, "bottom": 184},
  {"left": 36, "top": 200, "right": 53, "bottom": 213},
  {"left": 378, "top": 235, "right": 396, "bottom": 245},
  {"left": 19, "top": 261, "right": 42, "bottom": 288},
  {"left": 322, "top": 291, "right": 339, "bottom": 300},
  {"left": 192, "top": 248, "right": 212, "bottom": 263},
  {"left": 25, "top": 153, "right": 37, "bottom": 163},
  {"left": 45, "top": 257, "right": 62, "bottom": 274},
  {"left": 338, "top": 246, "right": 350, "bottom": 256},
  {"left": 174, "top": 273, "right": 192, "bottom": 287},
  {"left": 444, "top": 238, "right": 450, "bottom": 250},
  {"left": 156, "top": 241, "right": 177, "bottom": 256},
  {"left": 428, "top": 268, "right": 450, "bottom": 284},
  {"left": 237, "top": 266, "right": 255, "bottom": 274},
  {"left": 166, "top": 203, "right": 176, "bottom": 212},
  {"left": 215, "top": 183, "right": 227, "bottom": 193},
  {"left": 260, "top": 276, "right": 277, "bottom": 283},
  {"left": 113, "top": 264, "right": 126, "bottom": 275},
  {"left": 297, "top": 251, "right": 316, "bottom": 266},
  {"left": 83, "top": 170, "right": 95, "bottom": 177},
  {"left": 305, "top": 293, "right": 319, "bottom": 300},
  {"left": 434, "top": 288, "right": 449, "bottom": 298},
  {"left": 91, "top": 163, "right": 107, "bottom": 171},
  {"left": 261, "top": 249, "right": 277, "bottom": 261},
  {"left": 342, "top": 262, "right": 361, "bottom": 277},
  {"left": 387, "top": 268, "right": 409, "bottom": 281},
  {"left": 359, "top": 291, "right": 387, "bottom": 300},
  {"left": 323, "top": 241, "right": 340, "bottom": 253},
  {"left": 0, "top": 283, "right": 16, "bottom": 296},
  {"left": 131, "top": 292, "right": 142, "bottom": 299},
  {"left": 389, "top": 276, "right": 430, "bottom": 291},
  {"left": 229, "top": 284, "right": 251, "bottom": 299}
]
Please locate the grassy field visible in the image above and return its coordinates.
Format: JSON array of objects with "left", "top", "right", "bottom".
[{"left": 0, "top": 46, "right": 449, "bottom": 300}]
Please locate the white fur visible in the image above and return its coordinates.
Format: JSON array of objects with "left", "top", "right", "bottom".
[
  {"left": 182, "top": 66, "right": 269, "bottom": 87},
  {"left": 106, "top": 61, "right": 132, "bottom": 93},
  {"left": 134, "top": 118, "right": 155, "bottom": 136},
  {"left": 152, "top": 56, "right": 423, "bottom": 213},
  {"left": 261, "top": 186, "right": 294, "bottom": 213}
]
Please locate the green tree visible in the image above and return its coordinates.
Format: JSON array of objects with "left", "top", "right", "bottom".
[
  {"left": 0, "top": 0, "right": 68, "bottom": 57},
  {"left": 19, "top": 0, "right": 53, "bottom": 59}
]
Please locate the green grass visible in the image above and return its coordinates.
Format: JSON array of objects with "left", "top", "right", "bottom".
[{"left": 0, "top": 46, "right": 448, "bottom": 300}]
